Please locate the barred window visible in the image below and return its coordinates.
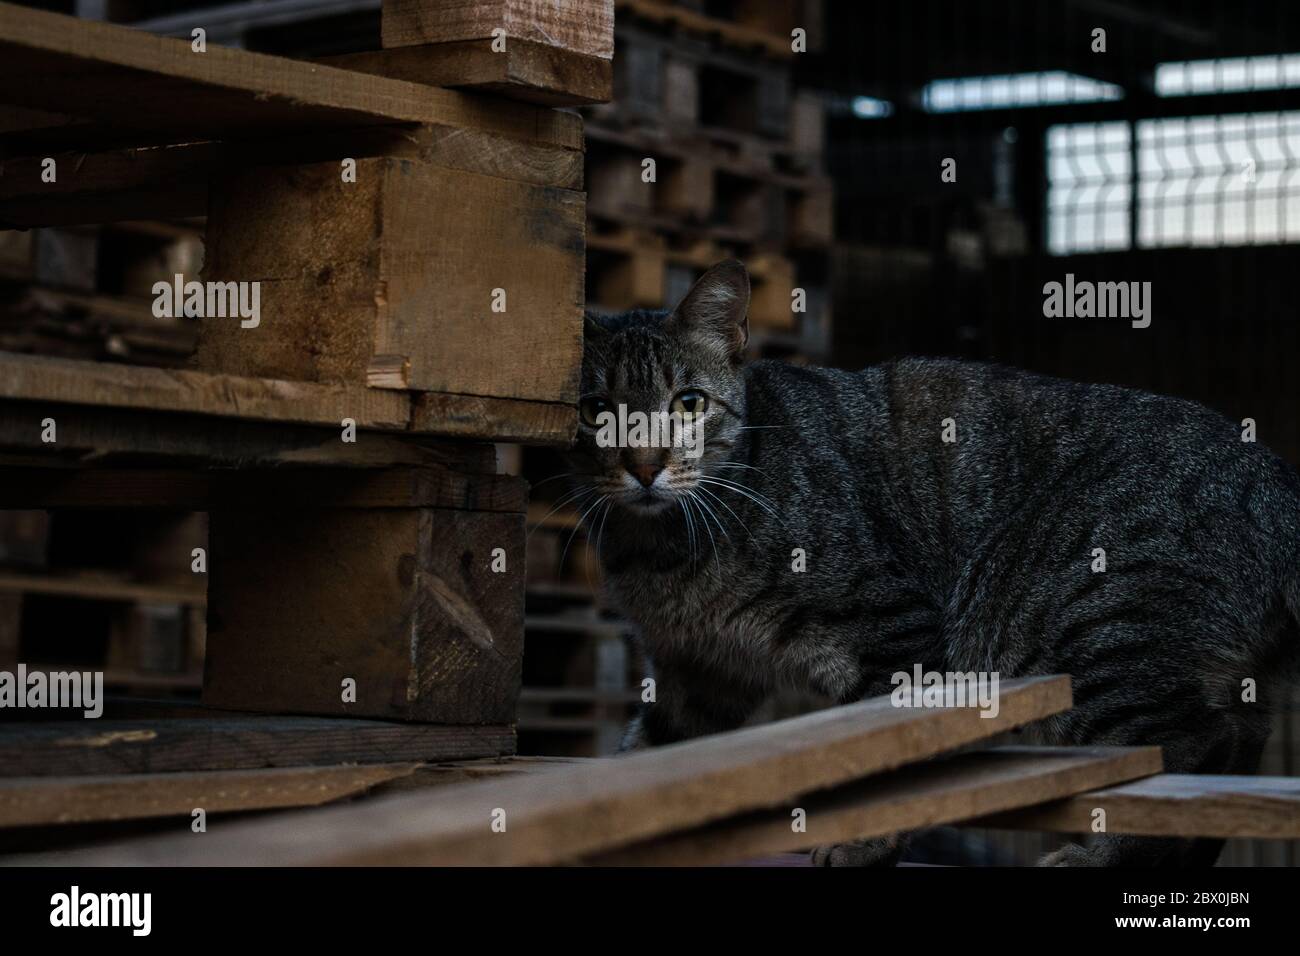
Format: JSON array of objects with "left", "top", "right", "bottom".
[
  {"left": 1046, "top": 122, "right": 1132, "bottom": 255},
  {"left": 1047, "top": 111, "right": 1300, "bottom": 253}
]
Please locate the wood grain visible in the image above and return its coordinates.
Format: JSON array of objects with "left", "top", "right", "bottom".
[
  {"left": 0, "top": 2, "right": 582, "bottom": 148},
  {"left": 198, "top": 158, "right": 585, "bottom": 405},
  {"left": 0, "top": 717, "right": 514, "bottom": 777},
  {"left": 0, "top": 124, "right": 582, "bottom": 228},
  {"left": 0, "top": 352, "right": 410, "bottom": 429},
  {"left": 0, "top": 764, "right": 420, "bottom": 827},
  {"left": 21, "top": 676, "right": 1072, "bottom": 865},
  {"left": 202, "top": 507, "right": 525, "bottom": 723},
  {"left": 328, "top": 37, "right": 612, "bottom": 107},
  {"left": 970, "top": 773, "right": 1300, "bottom": 839},
  {"left": 383, "top": 0, "right": 615, "bottom": 59},
  {"left": 0, "top": 466, "right": 526, "bottom": 514},
  {"left": 585, "top": 745, "right": 1164, "bottom": 865}
]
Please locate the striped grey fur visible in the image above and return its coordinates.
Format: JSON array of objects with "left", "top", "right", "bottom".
[{"left": 565, "top": 260, "right": 1300, "bottom": 866}]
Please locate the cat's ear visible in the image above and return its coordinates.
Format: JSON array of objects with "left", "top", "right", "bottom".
[{"left": 670, "top": 259, "right": 750, "bottom": 359}]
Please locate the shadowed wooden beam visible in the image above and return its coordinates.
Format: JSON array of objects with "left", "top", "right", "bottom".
[
  {"left": 583, "top": 745, "right": 1163, "bottom": 865},
  {"left": 5, "top": 675, "right": 1072, "bottom": 865},
  {"left": 968, "top": 773, "right": 1300, "bottom": 839},
  {"left": 0, "top": 2, "right": 581, "bottom": 148},
  {"left": 0, "top": 764, "right": 421, "bottom": 827}
]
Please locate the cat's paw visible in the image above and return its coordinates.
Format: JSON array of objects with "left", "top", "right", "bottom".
[{"left": 810, "top": 835, "right": 905, "bottom": 867}]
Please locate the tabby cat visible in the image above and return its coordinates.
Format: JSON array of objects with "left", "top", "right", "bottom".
[{"left": 565, "top": 259, "right": 1300, "bottom": 866}]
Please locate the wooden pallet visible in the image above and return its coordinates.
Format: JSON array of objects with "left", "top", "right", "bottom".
[{"left": 0, "top": 3, "right": 614, "bottom": 815}]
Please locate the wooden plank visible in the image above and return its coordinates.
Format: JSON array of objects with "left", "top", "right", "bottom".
[
  {"left": 0, "top": 353, "right": 410, "bottom": 430},
  {"left": 410, "top": 392, "right": 575, "bottom": 444},
  {"left": 585, "top": 746, "right": 1164, "bottom": 866},
  {"left": 327, "top": 38, "right": 612, "bottom": 107},
  {"left": 0, "top": 466, "right": 525, "bottom": 513},
  {"left": 0, "top": 124, "right": 582, "bottom": 228},
  {"left": 0, "top": 717, "right": 514, "bottom": 777},
  {"left": 970, "top": 773, "right": 1300, "bottom": 840},
  {"left": 383, "top": 0, "right": 615, "bottom": 59},
  {"left": 0, "top": 764, "right": 420, "bottom": 827},
  {"left": 0, "top": 3, "right": 582, "bottom": 149},
  {"left": 0, "top": 400, "right": 441, "bottom": 468},
  {"left": 27, "top": 676, "right": 1072, "bottom": 865},
  {"left": 202, "top": 507, "right": 524, "bottom": 723},
  {"left": 0, "top": 572, "right": 203, "bottom": 606},
  {"left": 197, "top": 158, "right": 585, "bottom": 405},
  {"left": 617, "top": 0, "right": 793, "bottom": 59}
]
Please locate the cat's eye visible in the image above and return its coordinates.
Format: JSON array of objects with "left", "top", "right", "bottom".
[
  {"left": 671, "top": 389, "right": 709, "bottom": 418},
  {"left": 579, "top": 396, "right": 610, "bottom": 427}
]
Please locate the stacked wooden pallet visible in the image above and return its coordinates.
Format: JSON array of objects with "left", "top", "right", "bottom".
[
  {"left": 8, "top": 674, "right": 1298, "bottom": 865},
  {"left": 518, "top": 1, "right": 832, "bottom": 756},
  {"left": 0, "top": 0, "right": 614, "bottom": 835},
  {"left": 581, "top": 0, "right": 831, "bottom": 357}
]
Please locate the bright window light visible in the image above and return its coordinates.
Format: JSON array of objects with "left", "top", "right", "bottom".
[
  {"left": 1046, "top": 110, "right": 1300, "bottom": 253},
  {"left": 922, "top": 71, "right": 1123, "bottom": 113},
  {"left": 851, "top": 96, "right": 894, "bottom": 119},
  {"left": 1155, "top": 54, "right": 1300, "bottom": 96}
]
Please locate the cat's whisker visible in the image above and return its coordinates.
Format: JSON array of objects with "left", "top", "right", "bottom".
[
  {"left": 688, "top": 490, "right": 728, "bottom": 579},
  {"left": 712, "top": 461, "right": 771, "bottom": 479},
  {"left": 696, "top": 475, "right": 785, "bottom": 523},
  {"left": 695, "top": 484, "right": 756, "bottom": 543},
  {"left": 677, "top": 497, "right": 697, "bottom": 568},
  {"left": 585, "top": 497, "right": 614, "bottom": 591},
  {"left": 684, "top": 493, "right": 722, "bottom": 578},
  {"left": 527, "top": 485, "right": 597, "bottom": 544},
  {"left": 530, "top": 472, "right": 601, "bottom": 489},
  {"left": 560, "top": 492, "right": 609, "bottom": 578}
]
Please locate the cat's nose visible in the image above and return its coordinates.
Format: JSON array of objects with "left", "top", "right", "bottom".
[{"left": 629, "top": 465, "right": 662, "bottom": 488}]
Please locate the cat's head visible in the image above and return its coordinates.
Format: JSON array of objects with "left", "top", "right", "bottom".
[{"left": 570, "top": 259, "right": 750, "bottom": 516}]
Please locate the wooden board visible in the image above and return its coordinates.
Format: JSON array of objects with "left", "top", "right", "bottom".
[
  {"left": 328, "top": 38, "right": 612, "bottom": 107},
  {"left": 25, "top": 676, "right": 1072, "bottom": 865},
  {"left": 0, "top": 717, "right": 514, "bottom": 777},
  {"left": 617, "top": 0, "right": 793, "bottom": 59},
  {"left": 410, "top": 392, "right": 576, "bottom": 444},
  {"left": 0, "top": 3, "right": 582, "bottom": 149},
  {"left": 198, "top": 158, "right": 585, "bottom": 405},
  {"left": 383, "top": 0, "right": 615, "bottom": 59},
  {"left": 0, "top": 352, "right": 409, "bottom": 430},
  {"left": 0, "top": 764, "right": 420, "bottom": 827},
  {"left": 971, "top": 773, "right": 1300, "bottom": 840},
  {"left": 202, "top": 507, "right": 525, "bottom": 723},
  {"left": 0, "top": 124, "right": 582, "bottom": 228},
  {"left": 0, "top": 572, "right": 203, "bottom": 606},
  {"left": 0, "top": 465, "right": 526, "bottom": 514},
  {"left": 0, "top": 355, "right": 574, "bottom": 447},
  {"left": 585, "top": 745, "right": 1164, "bottom": 865}
]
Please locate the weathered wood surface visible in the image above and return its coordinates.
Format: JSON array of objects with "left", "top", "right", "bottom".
[
  {"left": 17, "top": 676, "right": 1071, "bottom": 865},
  {"left": 203, "top": 507, "right": 525, "bottom": 723},
  {"left": 0, "top": 466, "right": 525, "bottom": 514},
  {"left": 0, "top": 124, "right": 583, "bottom": 228},
  {"left": 970, "top": 773, "right": 1300, "bottom": 839},
  {"left": 0, "top": 355, "right": 576, "bottom": 448},
  {"left": 410, "top": 393, "right": 576, "bottom": 444},
  {"left": 0, "top": 717, "right": 515, "bottom": 777},
  {"left": 0, "top": 353, "right": 410, "bottom": 429},
  {"left": 383, "top": 0, "right": 615, "bottom": 58},
  {"left": 0, "top": 399, "right": 448, "bottom": 467},
  {"left": 0, "top": 3, "right": 582, "bottom": 148},
  {"left": 585, "top": 745, "right": 1164, "bottom": 865},
  {"left": 198, "top": 158, "right": 585, "bottom": 405},
  {"left": 329, "top": 37, "right": 611, "bottom": 106},
  {"left": 0, "top": 764, "right": 420, "bottom": 827}
]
